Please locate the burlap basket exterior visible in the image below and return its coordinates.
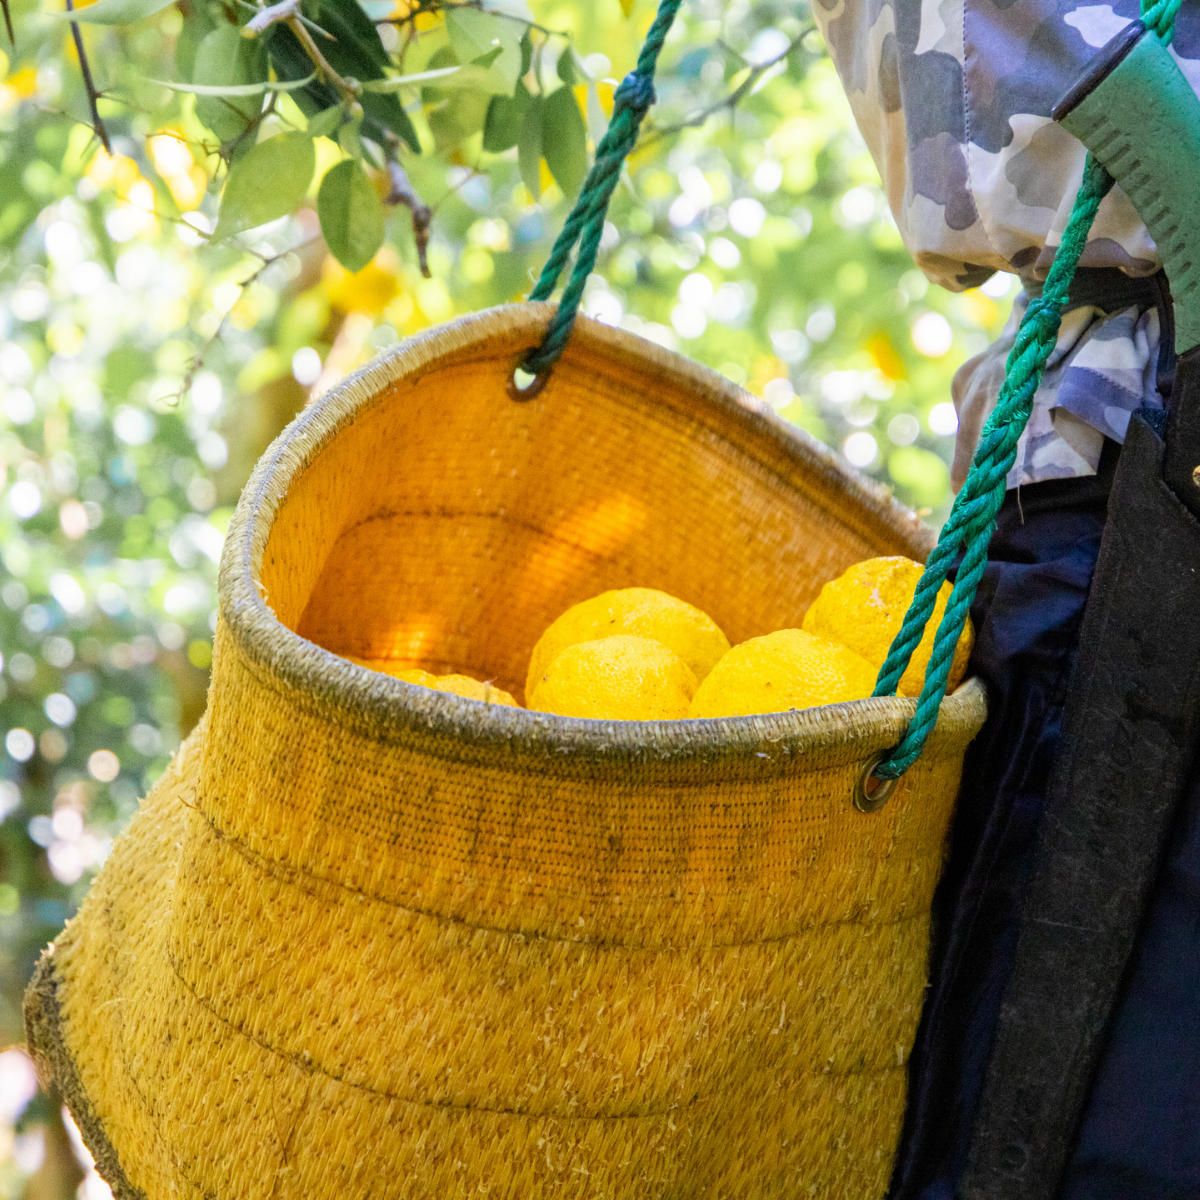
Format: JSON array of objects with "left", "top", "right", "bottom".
[{"left": 26, "top": 304, "right": 986, "bottom": 1199}]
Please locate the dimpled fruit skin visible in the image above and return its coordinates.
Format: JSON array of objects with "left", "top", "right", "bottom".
[
  {"left": 526, "top": 588, "right": 730, "bottom": 701},
  {"left": 529, "top": 635, "right": 698, "bottom": 721},
  {"left": 801, "top": 556, "right": 974, "bottom": 699},
  {"left": 688, "top": 629, "right": 877, "bottom": 718},
  {"left": 371, "top": 665, "right": 518, "bottom": 707},
  {"left": 430, "top": 673, "right": 519, "bottom": 707},
  {"left": 391, "top": 667, "right": 440, "bottom": 687}
]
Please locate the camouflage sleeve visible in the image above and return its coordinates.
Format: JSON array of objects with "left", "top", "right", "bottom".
[{"left": 810, "top": 0, "right": 1200, "bottom": 291}]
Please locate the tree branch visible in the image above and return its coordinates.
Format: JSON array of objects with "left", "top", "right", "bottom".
[
  {"left": 638, "top": 29, "right": 811, "bottom": 148},
  {"left": 242, "top": 0, "right": 362, "bottom": 108},
  {"left": 180, "top": 236, "right": 319, "bottom": 399},
  {"left": 241, "top": 0, "right": 302, "bottom": 36},
  {"left": 65, "top": 0, "right": 112, "bottom": 154},
  {"left": 385, "top": 158, "right": 431, "bottom": 277}
]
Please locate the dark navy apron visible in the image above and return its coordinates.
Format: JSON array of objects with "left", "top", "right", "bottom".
[{"left": 888, "top": 269, "right": 1200, "bottom": 1200}]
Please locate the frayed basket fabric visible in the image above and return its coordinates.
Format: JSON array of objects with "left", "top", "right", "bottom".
[{"left": 25, "top": 304, "right": 986, "bottom": 1199}]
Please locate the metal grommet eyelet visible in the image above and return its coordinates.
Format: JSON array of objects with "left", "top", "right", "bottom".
[
  {"left": 853, "top": 752, "right": 899, "bottom": 814},
  {"left": 507, "top": 363, "right": 551, "bottom": 402}
]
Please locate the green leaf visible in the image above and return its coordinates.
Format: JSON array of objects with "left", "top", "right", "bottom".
[
  {"left": 317, "top": 159, "right": 385, "bottom": 273},
  {"left": 338, "top": 119, "right": 364, "bottom": 161},
  {"left": 314, "top": 0, "right": 390, "bottom": 73},
  {"left": 482, "top": 82, "right": 530, "bottom": 152},
  {"left": 265, "top": 8, "right": 420, "bottom": 152},
  {"left": 517, "top": 92, "right": 543, "bottom": 198},
  {"left": 213, "top": 132, "right": 316, "bottom": 240},
  {"left": 445, "top": 8, "right": 501, "bottom": 61},
  {"left": 175, "top": 6, "right": 216, "bottom": 82},
  {"left": 193, "top": 25, "right": 268, "bottom": 144},
  {"left": 556, "top": 48, "right": 578, "bottom": 86},
  {"left": 147, "top": 73, "right": 315, "bottom": 97},
  {"left": 426, "top": 90, "right": 491, "bottom": 151},
  {"left": 305, "top": 105, "right": 343, "bottom": 139},
  {"left": 411, "top": 63, "right": 503, "bottom": 95},
  {"left": 54, "top": 0, "right": 174, "bottom": 23},
  {"left": 361, "top": 66, "right": 464, "bottom": 92},
  {"left": 446, "top": 8, "right": 521, "bottom": 94},
  {"left": 543, "top": 86, "right": 587, "bottom": 198}
]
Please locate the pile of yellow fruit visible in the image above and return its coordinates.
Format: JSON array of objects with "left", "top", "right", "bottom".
[{"left": 354, "top": 556, "right": 974, "bottom": 720}]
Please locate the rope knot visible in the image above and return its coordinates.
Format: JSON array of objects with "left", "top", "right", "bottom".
[{"left": 613, "top": 71, "right": 657, "bottom": 117}]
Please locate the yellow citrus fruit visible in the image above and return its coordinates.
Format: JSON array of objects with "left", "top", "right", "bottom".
[
  {"left": 343, "top": 654, "right": 429, "bottom": 678},
  {"left": 526, "top": 588, "right": 729, "bottom": 699},
  {"left": 391, "top": 666, "right": 439, "bottom": 687},
  {"left": 529, "top": 635, "right": 697, "bottom": 721},
  {"left": 321, "top": 246, "right": 402, "bottom": 316},
  {"left": 801, "top": 556, "right": 974, "bottom": 698},
  {"left": 688, "top": 629, "right": 877, "bottom": 718},
  {"left": 351, "top": 661, "right": 518, "bottom": 706},
  {"left": 428, "top": 673, "right": 518, "bottom": 707}
]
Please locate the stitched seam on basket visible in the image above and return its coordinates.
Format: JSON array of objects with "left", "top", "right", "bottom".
[
  {"left": 47, "top": 960, "right": 211, "bottom": 1200},
  {"left": 324, "top": 439, "right": 897, "bottom": 569},
  {"left": 335, "top": 507, "right": 620, "bottom": 564},
  {"left": 193, "top": 805, "right": 929, "bottom": 949},
  {"left": 223, "top": 310, "right": 939, "bottom": 725},
  {"left": 28, "top": 960, "right": 160, "bottom": 1200},
  {"left": 165, "top": 946, "right": 907, "bottom": 1119},
  {"left": 224, "top": 632, "right": 925, "bottom": 773},
  {"left": 230, "top": 313, "right": 929, "bottom": 628}
]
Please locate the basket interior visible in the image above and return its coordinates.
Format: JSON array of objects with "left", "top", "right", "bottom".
[{"left": 257, "top": 317, "right": 929, "bottom": 705}]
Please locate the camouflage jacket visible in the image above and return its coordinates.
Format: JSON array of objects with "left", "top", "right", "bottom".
[{"left": 813, "top": 0, "right": 1200, "bottom": 486}]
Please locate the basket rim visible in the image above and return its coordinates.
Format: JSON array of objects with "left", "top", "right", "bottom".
[{"left": 217, "top": 302, "right": 983, "bottom": 767}]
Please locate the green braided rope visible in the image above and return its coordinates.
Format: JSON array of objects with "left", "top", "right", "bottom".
[
  {"left": 1143, "top": 0, "right": 1185, "bottom": 41},
  {"left": 871, "top": 0, "right": 1182, "bottom": 779},
  {"left": 871, "top": 153, "right": 1115, "bottom": 778},
  {"left": 520, "top": 0, "right": 682, "bottom": 378}
]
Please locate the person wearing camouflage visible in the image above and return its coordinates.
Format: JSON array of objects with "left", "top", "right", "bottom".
[
  {"left": 813, "top": 0, "right": 1191, "bottom": 485},
  {"left": 814, "top": 0, "right": 1200, "bottom": 1196}
]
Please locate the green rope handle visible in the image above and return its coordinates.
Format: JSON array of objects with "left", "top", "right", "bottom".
[
  {"left": 870, "top": 0, "right": 1183, "bottom": 780},
  {"left": 518, "top": 0, "right": 683, "bottom": 383}
]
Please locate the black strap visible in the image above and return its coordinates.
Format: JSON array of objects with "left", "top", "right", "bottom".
[{"left": 961, "top": 276, "right": 1200, "bottom": 1199}]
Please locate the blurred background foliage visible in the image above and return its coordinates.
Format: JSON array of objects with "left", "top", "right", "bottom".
[{"left": 0, "top": 0, "right": 1015, "bottom": 1192}]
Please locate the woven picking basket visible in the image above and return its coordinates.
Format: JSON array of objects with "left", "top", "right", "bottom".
[{"left": 26, "top": 304, "right": 985, "bottom": 1199}]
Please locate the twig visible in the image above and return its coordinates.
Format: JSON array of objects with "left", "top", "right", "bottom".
[
  {"left": 65, "top": 0, "right": 112, "bottom": 154},
  {"left": 242, "top": 0, "right": 360, "bottom": 107},
  {"left": 384, "top": 158, "right": 431, "bottom": 277},
  {"left": 241, "top": 0, "right": 300, "bottom": 35},
  {"left": 288, "top": 15, "right": 361, "bottom": 105},
  {"left": 638, "top": 28, "right": 810, "bottom": 148},
  {"left": 242, "top": 0, "right": 330, "bottom": 39},
  {"left": 179, "top": 236, "right": 319, "bottom": 398},
  {"left": 2, "top": 0, "right": 13, "bottom": 46}
]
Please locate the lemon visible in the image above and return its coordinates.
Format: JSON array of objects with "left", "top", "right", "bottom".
[
  {"left": 527, "top": 588, "right": 729, "bottom": 699},
  {"left": 391, "top": 667, "right": 439, "bottom": 687},
  {"left": 688, "top": 629, "right": 877, "bottom": 718},
  {"left": 429, "top": 673, "right": 518, "bottom": 707},
  {"left": 529, "top": 635, "right": 697, "bottom": 720},
  {"left": 801, "top": 556, "right": 974, "bottom": 698},
  {"left": 351, "top": 660, "right": 518, "bottom": 707}
]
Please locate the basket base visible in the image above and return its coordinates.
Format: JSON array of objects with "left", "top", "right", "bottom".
[{"left": 24, "top": 951, "right": 142, "bottom": 1200}]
